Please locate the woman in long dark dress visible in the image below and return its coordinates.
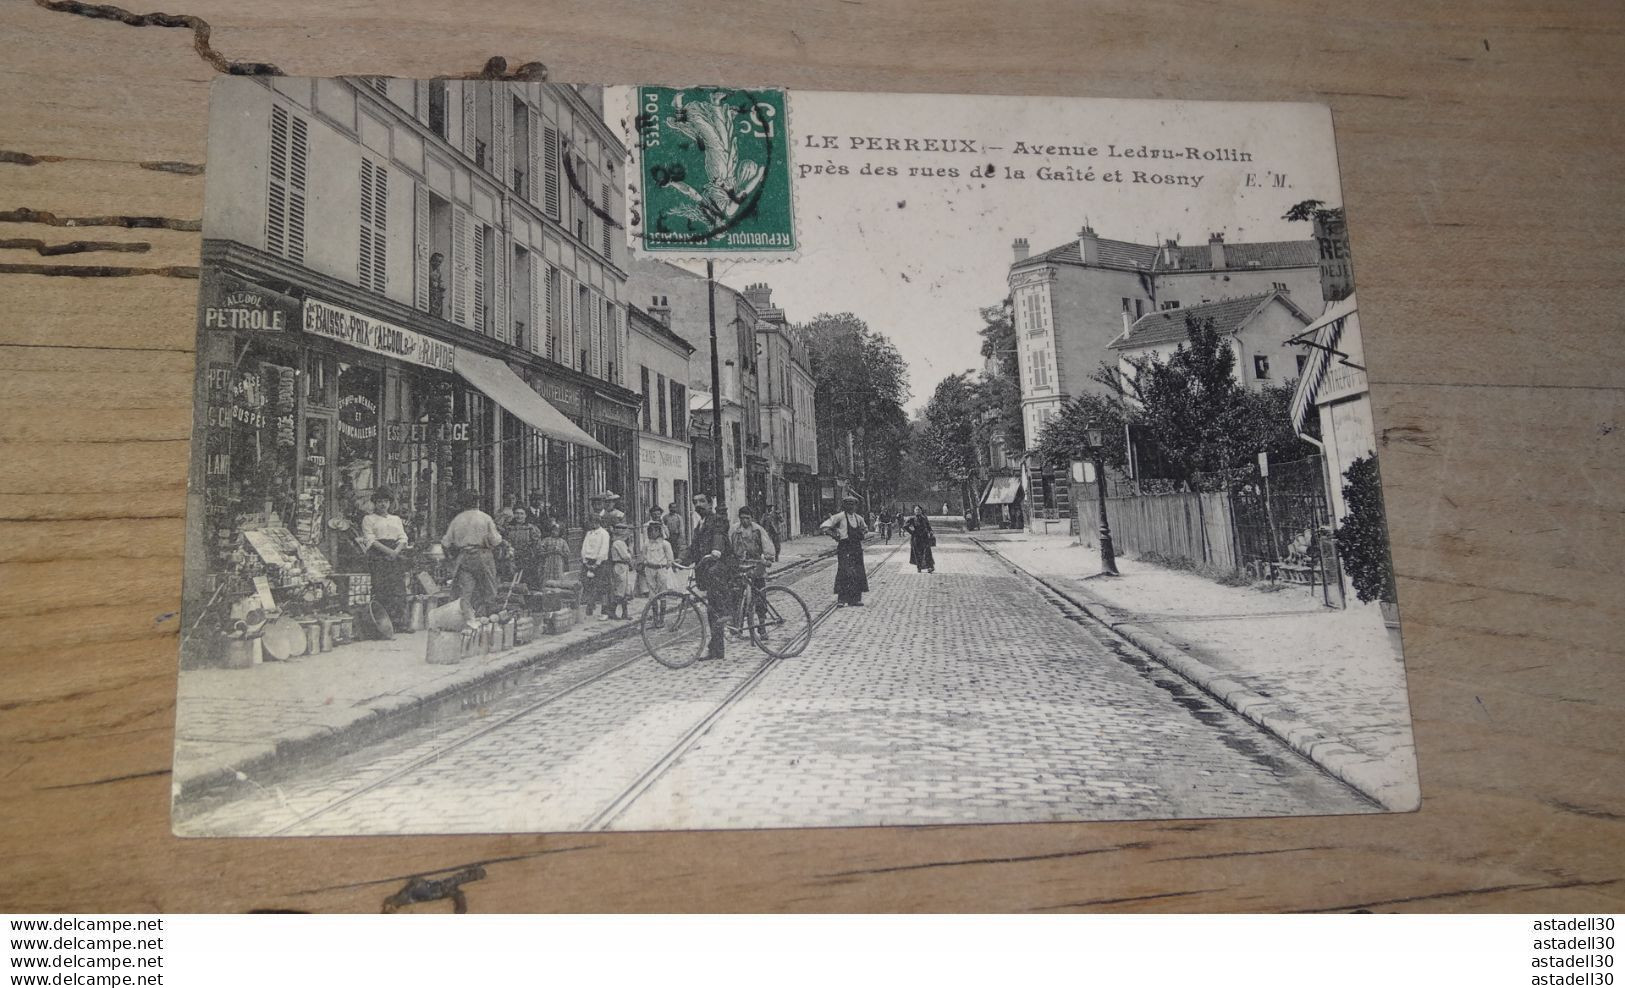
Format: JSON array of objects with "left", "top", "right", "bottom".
[
  {"left": 819, "top": 495, "right": 869, "bottom": 606},
  {"left": 360, "top": 488, "right": 409, "bottom": 633},
  {"left": 903, "top": 504, "right": 936, "bottom": 573}
]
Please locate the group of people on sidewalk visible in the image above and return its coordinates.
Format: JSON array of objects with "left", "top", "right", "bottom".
[{"left": 354, "top": 485, "right": 941, "bottom": 655}]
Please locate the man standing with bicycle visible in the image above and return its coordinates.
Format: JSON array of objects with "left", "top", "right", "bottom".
[
  {"left": 731, "top": 506, "right": 778, "bottom": 634},
  {"left": 683, "top": 493, "right": 734, "bottom": 661}
]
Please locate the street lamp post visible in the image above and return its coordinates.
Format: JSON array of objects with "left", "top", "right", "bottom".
[
  {"left": 706, "top": 261, "right": 725, "bottom": 516},
  {"left": 1086, "top": 422, "right": 1120, "bottom": 576}
]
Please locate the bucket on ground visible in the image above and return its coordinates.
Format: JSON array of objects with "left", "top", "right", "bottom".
[
  {"left": 429, "top": 597, "right": 471, "bottom": 631},
  {"left": 425, "top": 628, "right": 465, "bottom": 665}
]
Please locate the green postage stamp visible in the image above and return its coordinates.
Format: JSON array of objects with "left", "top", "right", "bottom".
[{"left": 635, "top": 86, "right": 796, "bottom": 254}]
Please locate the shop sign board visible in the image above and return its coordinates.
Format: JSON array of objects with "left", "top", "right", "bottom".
[
  {"left": 1314, "top": 212, "right": 1354, "bottom": 302},
  {"left": 385, "top": 421, "right": 471, "bottom": 443},
  {"left": 337, "top": 393, "right": 378, "bottom": 440},
  {"left": 302, "top": 298, "right": 456, "bottom": 373},
  {"left": 201, "top": 274, "right": 299, "bottom": 332},
  {"left": 531, "top": 377, "right": 583, "bottom": 416}
]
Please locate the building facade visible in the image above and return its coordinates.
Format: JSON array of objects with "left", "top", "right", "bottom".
[
  {"left": 787, "top": 329, "right": 820, "bottom": 536},
  {"left": 1006, "top": 225, "right": 1322, "bottom": 521},
  {"left": 627, "top": 260, "right": 762, "bottom": 515},
  {"left": 742, "top": 283, "right": 820, "bottom": 533},
  {"left": 187, "top": 76, "right": 640, "bottom": 633},
  {"left": 628, "top": 305, "right": 694, "bottom": 546},
  {"left": 1108, "top": 290, "right": 1315, "bottom": 394}
]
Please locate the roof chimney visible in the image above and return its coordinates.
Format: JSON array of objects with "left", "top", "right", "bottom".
[
  {"left": 742, "top": 282, "right": 773, "bottom": 313},
  {"left": 1161, "top": 238, "right": 1180, "bottom": 268},
  {"left": 650, "top": 294, "right": 671, "bottom": 327},
  {"left": 1079, "top": 224, "right": 1099, "bottom": 265},
  {"left": 1208, "top": 232, "right": 1226, "bottom": 269},
  {"left": 1011, "top": 237, "right": 1029, "bottom": 262}
]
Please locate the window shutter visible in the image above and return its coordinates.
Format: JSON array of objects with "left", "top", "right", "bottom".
[
  {"left": 527, "top": 111, "right": 542, "bottom": 207},
  {"left": 266, "top": 105, "right": 308, "bottom": 263},
  {"left": 461, "top": 82, "right": 477, "bottom": 160},
  {"left": 600, "top": 182, "right": 612, "bottom": 259},
  {"left": 371, "top": 163, "right": 388, "bottom": 292},
  {"left": 616, "top": 306, "right": 627, "bottom": 386},
  {"left": 641, "top": 367, "right": 651, "bottom": 430},
  {"left": 288, "top": 116, "right": 307, "bottom": 262},
  {"left": 267, "top": 105, "right": 288, "bottom": 258},
  {"left": 452, "top": 207, "right": 470, "bottom": 328},
  {"left": 543, "top": 127, "right": 560, "bottom": 219},
  {"left": 545, "top": 265, "right": 558, "bottom": 361},
  {"left": 414, "top": 80, "right": 429, "bottom": 125},
  {"left": 473, "top": 224, "right": 487, "bottom": 334},
  {"left": 578, "top": 286, "right": 588, "bottom": 371},
  {"left": 588, "top": 293, "right": 600, "bottom": 376},
  {"left": 413, "top": 183, "right": 430, "bottom": 311},
  {"left": 358, "top": 160, "right": 374, "bottom": 289},
  {"left": 492, "top": 84, "right": 508, "bottom": 187},
  {"left": 528, "top": 253, "right": 541, "bottom": 355},
  {"left": 493, "top": 230, "right": 510, "bottom": 344},
  {"left": 657, "top": 374, "right": 667, "bottom": 435},
  {"left": 561, "top": 275, "right": 574, "bottom": 365}
]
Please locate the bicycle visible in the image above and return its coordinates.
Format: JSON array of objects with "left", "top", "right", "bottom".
[{"left": 639, "top": 561, "right": 814, "bottom": 669}]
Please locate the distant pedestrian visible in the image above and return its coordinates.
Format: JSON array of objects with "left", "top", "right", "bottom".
[
  {"left": 820, "top": 494, "right": 869, "bottom": 607},
  {"left": 537, "top": 520, "right": 569, "bottom": 587},
  {"left": 878, "top": 506, "right": 894, "bottom": 543},
  {"left": 904, "top": 504, "right": 936, "bottom": 573},
  {"left": 759, "top": 504, "right": 782, "bottom": 557},
  {"left": 665, "top": 500, "right": 688, "bottom": 558},
  {"left": 428, "top": 252, "right": 447, "bottom": 318},
  {"left": 504, "top": 506, "right": 544, "bottom": 588}
]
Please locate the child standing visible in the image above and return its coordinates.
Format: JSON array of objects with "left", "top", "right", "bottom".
[
  {"left": 641, "top": 520, "right": 675, "bottom": 597},
  {"left": 608, "top": 524, "right": 636, "bottom": 620},
  {"left": 580, "top": 514, "right": 610, "bottom": 620}
]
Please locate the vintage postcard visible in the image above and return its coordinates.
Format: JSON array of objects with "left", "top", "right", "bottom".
[{"left": 172, "top": 78, "right": 1416, "bottom": 836}]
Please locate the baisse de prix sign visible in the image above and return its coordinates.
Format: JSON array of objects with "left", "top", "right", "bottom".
[{"left": 302, "top": 298, "right": 456, "bottom": 372}]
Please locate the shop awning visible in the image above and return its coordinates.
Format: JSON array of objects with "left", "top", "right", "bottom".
[
  {"left": 1287, "top": 293, "right": 1359, "bottom": 435},
  {"left": 453, "top": 348, "right": 615, "bottom": 456},
  {"left": 982, "top": 476, "right": 1023, "bottom": 505}
]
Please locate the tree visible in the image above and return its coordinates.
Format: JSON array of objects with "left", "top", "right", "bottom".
[
  {"left": 1096, "top": 314, "right": 1314, "bottom": 491},
  {"left": 802, "top": 312, "right": 911, "bottom": 504},
  {"left": 973, "top": 299, "right": 1025, "bottom": 455},
  {"left": 1033, "top": 391, "right": 1129, "bottom": 474},
  {"left": 921, "top": 373, "right": 980, "bottom": 511},
  {"left": 1335, "top": 454, "right": 1397, "bottom": 604}
]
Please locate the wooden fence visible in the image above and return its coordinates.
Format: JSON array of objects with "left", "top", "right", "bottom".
[{"left": 1074, "top": 491, "right": 1238, "bottom": 571}]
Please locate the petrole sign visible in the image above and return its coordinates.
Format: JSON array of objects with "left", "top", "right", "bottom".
[
  {"left": 302, "top": 298, "right": 456, "bottom": 372},
  {"left": 200, "top": 273, "right": 299, "bottom": 332}
]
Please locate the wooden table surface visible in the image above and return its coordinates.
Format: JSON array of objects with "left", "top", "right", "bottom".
[{"left": 2, "top": 0, "right": 1621, "bottom": 914}]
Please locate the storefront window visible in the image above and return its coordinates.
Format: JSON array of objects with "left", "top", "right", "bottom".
[
  {"left": 333, "top": 360, "right": 382, "bottom": 569},
  {"left": 202, "top": 337, "right": 299, "bottom": 570},
  {"left": 385, "top": 371, "right": 479, "bottom": 545},
  {"left": 304, "top": 351, "right": 336, "bottom": 407},
  {"left": 297, "top": 415, "right": 331, "bottom": 546}
]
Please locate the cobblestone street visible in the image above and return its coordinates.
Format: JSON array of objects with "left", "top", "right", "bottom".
[{"left": 179, "top": 533, "right": 1374, "bottom": 836}]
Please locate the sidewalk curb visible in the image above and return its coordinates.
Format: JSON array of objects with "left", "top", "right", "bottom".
[
  {"left": 174, "top": 546, "right": 838, "bottom": 808},
  {"left": 972, "top": 538, "right": 1407, "bottom": 811}
]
